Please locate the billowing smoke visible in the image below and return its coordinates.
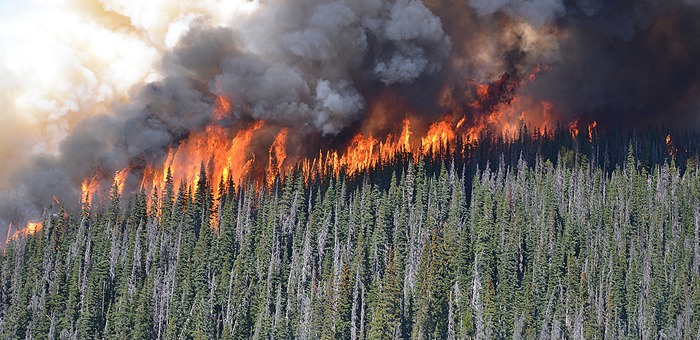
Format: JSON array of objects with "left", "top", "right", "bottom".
[
  {"left": 207, "top": 0, "right": 450, "bottom": 134},
  {"left": 0, "top": 0, "right": 450, "bottom": 227},
  {"left": 2, "top": 0, "right": 700, "bottom": 233}
]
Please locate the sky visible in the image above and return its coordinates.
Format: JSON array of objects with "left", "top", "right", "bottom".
[{"left": 0, "top": 0, "right": 260, "bottom": 186}]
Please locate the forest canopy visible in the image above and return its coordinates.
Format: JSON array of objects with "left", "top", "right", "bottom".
[{"left": 1, "top": 127, "right": 699, "bottom": 339}]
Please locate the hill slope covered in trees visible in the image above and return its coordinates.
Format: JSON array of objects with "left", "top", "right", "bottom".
[{"left": 1, "top": 129, "right": 700, "bottom": 339}]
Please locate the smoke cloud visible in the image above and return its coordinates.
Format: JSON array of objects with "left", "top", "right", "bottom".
[
  {"left": 2, "top": 0, "right": 700, "bottom": 233},
  {"left": 468, "top": 0, "right": 565, "bottom": 26},
  {"left": 461, "top": 0, "right": 700, "bottom": 126},
  {"left": 0, "top": 0, "right": 451, "bottom": 227}
]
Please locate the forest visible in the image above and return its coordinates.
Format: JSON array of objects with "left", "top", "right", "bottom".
[{"left": 1, "top": 126, "right": 699, "bottom": 339}]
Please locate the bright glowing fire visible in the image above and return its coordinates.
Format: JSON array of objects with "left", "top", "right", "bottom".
[
  {"left": 588, "top": 121, "right": 597, "bottom": 142},
  {"left": 86, "top": 99, "right": 555, "bottom": 208},
  {"left": 81, "top": 174, "right": 100, "bottom": 204},
  {"left": 6, "top": 221, "right": 43, "bottom": 244},
  {"left": 421, "top": 118, "right": 455, "bottom": 152},
  {"left": 10, "top": 67, "right": 569, "bottom": 240},
  {"left": 666, "top": 134, "right": 677, "bottom": 157},
  {"left": 140, "top": 121, "right": 265, "bottom": 198},
  {"left": 267, "top": 128, "right": 288, "bottom": 187},
  {"left": 569, "top": 120, "right": 599, "bottom": 142},
  {"left": 114, "top": 168, "right": 129, "bottom": 195},
  {"left": 75, "top": 68, "right": 563, "bottom": 220},
  {"left": 213, "top": 95, "right": 231, "bottom": 121}
]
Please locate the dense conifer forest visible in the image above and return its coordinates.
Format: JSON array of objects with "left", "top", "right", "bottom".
[{"left": 1, "top": 127, "right": 700, "bottom": 339}]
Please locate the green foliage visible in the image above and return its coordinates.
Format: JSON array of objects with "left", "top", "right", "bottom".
[{"left": 1, "top": 132, "right": 698, "bottom": 339}]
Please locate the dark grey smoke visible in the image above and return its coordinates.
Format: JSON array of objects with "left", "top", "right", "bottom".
[
  {"left": 0, "top": 0, "right": 451, "bottom": 230},
  {"left": 468, "top": 0, "right": 565, "bottom": 26},
  {"left": 3, "top": 0, "right": 700, "bottom": 235},
  {"left": 214, "top": 0, "right": 450, "bottom": 135},
  {"left": 463, "top": 0, "right": 700, "bottom": 127},
  {"left": 532, "top": 1, "right": 700, "bottom": 127}
]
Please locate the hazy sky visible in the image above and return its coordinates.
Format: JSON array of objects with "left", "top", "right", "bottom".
[{"left": 0, "top": 0, "right": 260, "bottom": 185}]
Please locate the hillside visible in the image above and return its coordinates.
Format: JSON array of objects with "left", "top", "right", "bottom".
[{"left": 1, "top": 130, "right": 700, "bottom": 339}]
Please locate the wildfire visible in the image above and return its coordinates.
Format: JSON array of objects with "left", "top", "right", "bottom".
[
  {"left": 81, "top": 174, "right": 100, "bottom": 204},
  {"left": 666, "top": 134, "right": 677, "bottom": 157},
  {"left": 5, "top": 221, "right": 43, "bottom": 245},
  {"left": 569, "top": 120, "right": 598, "bottom": 142},
  {"left": 528, "top": 64, "right": 550, "bottom": 81},
  {"left": 267, "top": 128, "right": 288, "bottom": 186},
  {"left": 588, "top": 121, "right": 597, "bottom": 142},
  {"left": 77, "top": 66, "right": 561, "bottom": 216},
  {"left": 140, "top": 121, "right": 265, "bottom": 197},
  {"left": 9, "top": 65, "right": 568, "bottom": 239},
  {"left": 213, "top": 95, "right": 231, "bottom": 121},
  {"left": 400, "top": 118, "right": 411, "bottom": 151},
  {"left": 569, "top": 120, "right": 580, "bottom": 138},
  {"left": 212, "top": 79, "right": 231, "bottom": 121},
  {"left": 444, "top": 66, "right": 556, "bottom": 141},
  {"left": 26, "top": 221, "right": 41, "bottom": 235},
  {"left": 298, "top": 114, "right": 476, "bottom": 181},
  {"left": 11, "top": 110, "right": 561, "bottom": 239},
  {"left": 114, "top": 168, "right": 129, "bottom": 195},
  {"left": 421, "top": 118, "right": 455, "bottom": 152}
]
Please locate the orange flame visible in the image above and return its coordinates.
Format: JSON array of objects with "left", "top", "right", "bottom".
[
  {"left": 267, "top": 128, "right": 288, "bottom": 186},
  {"left": 134, "top": 120, "right": 265, "bottom": 207},
  {"left": 421, "top": 118, "right": 455, "bottom": 152},
  {"left": 212, "top": 79, "right": 231, "bottom": 121},
  {"left": 81, "top": 174, "right": 99, "bottom": 204},
  {"left": 569, "top": 119, "right": 580, "bottom": 138},
  {"left": 213, "top": 95, "right": 231, "bottom": 121},
  {"left": 114, "top": 168, "right": 129, "bottom": 195},
  {"left": 5, "top": 221, "right": 43, "bottom": 244},
  {"left": 298, "top": 116, "right": 465, "bottom": 180},
  {"left": 26, "top": 221, "right": 41, "bottom": 235},
  {"left": 400, "top": 118, "right": 411, "bottom": 151},
  {"left": 71, "top": 68, "right": 566, "bottom": 231},
  {"left": 588, "top": 121, "right": 597, "bottom": 142},
  {"left": 666, "top": 133, "right": 676, "bottom": 157}
]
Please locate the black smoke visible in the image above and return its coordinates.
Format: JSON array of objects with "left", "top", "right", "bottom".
[{"left": 463, "top": 0, "right": 700, "bottom": 127}]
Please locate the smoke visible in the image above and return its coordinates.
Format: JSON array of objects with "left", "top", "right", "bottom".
[
  {"left": 212, "top": 0, "right": 450, "bottom": 134},
  {"left": 462, "top": 0, "right": 700, "bottom": 126},
  {"left": 526, "top": 1, "right": 700, "bottom": 127},
  {"left": 2, "top": 0, "right": 700, "bottom": 232},
  {"left": 468, "top": 0, "right": 565, "bottom": 26},
  {"left": 0, "top": 0, "right": 451, "bottom": 227}
]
